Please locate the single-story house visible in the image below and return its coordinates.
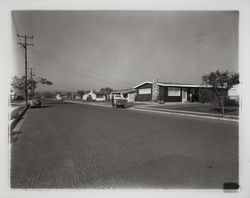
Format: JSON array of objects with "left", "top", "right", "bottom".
[
  {"left": 111, "top": 89, "right": 137, "bottom": 102},
  {"left": 133, "top": 81, "right": 204, "bottom": 102},
  {"left": 56, "top": 93, "right": 63, "bottom": 100},
  {"left": 82, "top": 90, "right": 106, "bottom": 101}
]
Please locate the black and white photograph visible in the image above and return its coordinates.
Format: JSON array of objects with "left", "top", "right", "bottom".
[{"left": 1, "top": 0, "right": 250, "bottom": 198}]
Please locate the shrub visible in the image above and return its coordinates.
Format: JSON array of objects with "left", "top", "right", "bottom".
[{"left": 224, "top": 97, "right": 239, "bottom": 107}]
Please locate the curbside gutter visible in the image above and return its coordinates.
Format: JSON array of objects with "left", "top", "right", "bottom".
[
  {"left": 133, "top": 106, "right": 239, "bottom": 122},
  {"left": 10, "top": 105, "right": 28, "bottom": 132},
  {"left": 64, "top": 99, "right": 238, "bottom": 122},
  {"left": 64, "top": 100, "right": 112, "bottom": 108}
]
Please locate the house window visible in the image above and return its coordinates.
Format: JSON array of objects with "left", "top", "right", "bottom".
[
  {"left": 168, "top": 87, "right": 181, "bottom": 96},
  {"left": 138, "top": 88, "right": 151, "bottom": 95}
]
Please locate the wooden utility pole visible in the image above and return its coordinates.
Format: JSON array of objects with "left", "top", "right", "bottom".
[
  {"left": 17, "top": 34, "right": 33, "bottom": 105},
  {"left": 29, "top": 67, "right": 34, "bottom": 97}
]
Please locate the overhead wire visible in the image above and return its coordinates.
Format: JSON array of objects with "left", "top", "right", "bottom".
[
  {"left": 11, "top": 12, "right": 20, "bottom": 41},
  {"left": 28, "top": 61, "right": 129, "bottom": 89},
  {"left": 52, "top": 82, "right": 78, "bottom": 91},
  {"left": 30, "top": 48, "right": 134, "bottom": 87},
  {"left": 11, "top": 11, "right": 24, "bottom": 54},
  {"left": 29, "top": 61, "right": 127, "bottom": 88},
  {"left": 32, "top": 71, "right": 78, "bottom": 91},
  {"left": 30, "top": 11, "right": 33, "bottom": 36},
  {"left": 41, "top": 80, "right": 78, "bottom": 91}
]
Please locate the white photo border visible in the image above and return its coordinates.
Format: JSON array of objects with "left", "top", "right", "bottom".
[{"left": 0, "top": 0, "right": 249, "bottom": 198}]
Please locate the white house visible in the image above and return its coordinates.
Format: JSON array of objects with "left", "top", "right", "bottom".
[
  {"left": 56, "top": 94, "right": 63, "bottom": 100},
  {"left": 82, "top": 90, "right": 106, "bottom": 101}
]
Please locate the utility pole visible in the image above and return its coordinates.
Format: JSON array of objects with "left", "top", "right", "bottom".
[
  {"left": 17, "top": 34, "right": 34, "bottom": 105},
  {"left": 28, "top": 67, "right": 35, "bottom": 97}
]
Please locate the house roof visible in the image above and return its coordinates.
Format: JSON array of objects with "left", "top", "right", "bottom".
[
  {"left": 84, "top": 90, "right": 105, "bottom": 95},
  {"left": 157, "top": 82, "right": 203, "bottom": 88},
  {"left": 111, "top": 89, "right": 137, "bottom": 94},
  {"left": 132, "top": 81, "right": 204, "bottom": 89},
  {"left": 94, "top": 91, "right": 105, "bottom": 95},
  {"left": 132, "top": 81, "right": 152, "bottom": 89},
  {"left": 83, "top": 90, "right": 91, "bottom": 94}
]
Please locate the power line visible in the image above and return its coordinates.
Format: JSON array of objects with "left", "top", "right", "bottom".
[
  {"left": 30, "top": 11, "right": 33, "bottom": 35},
  {"left": 29, "top": 61, "right": 129, "bottom": 89},
  {"left": 11, "top": 12, "right": 20, "bottom": 40},
  {"left": 33, "top": 74, "right": 78, "bottom": 91},
  {"left": 30, "top": 48, "right": 134, "bottom": 86},
  {"left": 29, "top": 53, "right": 131, "bottom": 88},
  {"left": 29, "top": 61, "right": 123, "bottom": 88},
  {"left": 52, "top": 82, "right": 78, "bottom": 91},
  {"left": 11, "top": 12, "right": 24, "bottom": 54}
]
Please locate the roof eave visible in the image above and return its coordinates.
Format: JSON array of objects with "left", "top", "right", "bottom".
[
  {"left": 157, "top": 83, "right": 201, "bottom": 88},
  {"left": 132, "top": 81, "right": 152, "bottom": 89},
  {"left": 111, "top": 89, "right": 137, "bottom": 94}
]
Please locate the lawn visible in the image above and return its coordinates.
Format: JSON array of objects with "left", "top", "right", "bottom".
[{"left": 148, "top": 103, "right": 239, "bottom": 116}]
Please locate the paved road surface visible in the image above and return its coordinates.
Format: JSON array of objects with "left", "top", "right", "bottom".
[{"left": 11, "top": 100, "right": 238, "bottom": 188}]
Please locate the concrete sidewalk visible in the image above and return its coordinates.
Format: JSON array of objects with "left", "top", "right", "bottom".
[
  {"left": 136, "top": 102, "right": 239, "bottom": 119},
  {"left": 133, "top": 105, "right": 239, "bottom": 121},
  {"left": 65, "top": 99, "right": 238, "bottom": 121},
  {"left": 64, "top": 99, "right": 112, "bottom": 108}
]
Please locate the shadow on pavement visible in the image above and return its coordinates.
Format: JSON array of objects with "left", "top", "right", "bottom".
[
  {"left": 40, "top": 105, "right": 53, "bottom": 108},
  {"left": 44, "top": 101, "right": 75, "bottom": 105},
  {"left": 29, "top": 105, "right": 53, "bottom": 109}
]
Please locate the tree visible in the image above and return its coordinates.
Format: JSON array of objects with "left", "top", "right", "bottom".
[
  {"left": 65, "top": 91, "right": 72, "bottom": 99},
  {"left": 27, "top": 78, "right": 39, "bottom": 97},
  {"left": 42, "top": 91, "right": 54, "bottom": 98},
  {"left": 39, "top": 77, "right": 53, "bottom": 85},
  {"left": 100, "top": 87, "right": 113, "bottom": 100},
  {"left": 201, "top": 70, "right": 239, "bottom": 116},
  {"left": 76, "top": 90, "right": 85, "bottom": 98},
  {"left": 11, "top": 75, "right": 53, "bottom": 99},
  {"left": 11, "top": 76, "right": 26, "bottom": 96}
]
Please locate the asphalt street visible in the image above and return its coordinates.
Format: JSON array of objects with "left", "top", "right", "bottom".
[{"left": 11, "top": 100, "right": 239, "bottom": 189}]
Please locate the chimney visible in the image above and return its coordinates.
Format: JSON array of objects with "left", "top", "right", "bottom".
[{"left": 152, "top": 79, "right": 159, "bottom": 102}]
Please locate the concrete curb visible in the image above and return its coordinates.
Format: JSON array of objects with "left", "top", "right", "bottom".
[
  {"left": 133, "top": 106, "right": 239, "bottom": 122},
  {"left": 64, "top": 100, "right": 238, "bottom": 122},
  {"left": 64, "top": 100, "right": 112, "bottom": 108},
  {"left": 10, "top": 105, "right": 28, "bottom": 132}
]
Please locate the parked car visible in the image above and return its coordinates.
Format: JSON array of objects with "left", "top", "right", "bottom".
[
  {"left": 28, "top": 97, "right": 42, "bottom": 108},
  {"left": 112, "top": 94, "right": 128, "bottom": 108}
]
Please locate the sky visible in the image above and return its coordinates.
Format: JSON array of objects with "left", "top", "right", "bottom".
[{"left": 11, "top": 11, "right": 238, "bottom": 91}]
